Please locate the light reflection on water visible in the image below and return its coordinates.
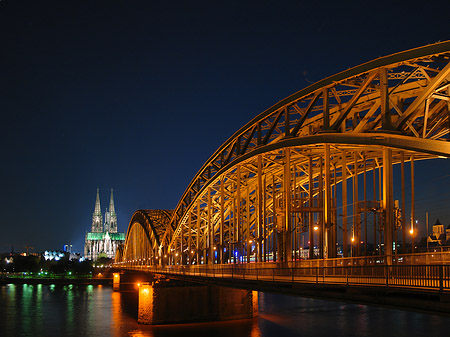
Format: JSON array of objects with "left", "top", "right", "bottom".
[{"left": 0, "top": 283, "right": 449, "bottom": 337}]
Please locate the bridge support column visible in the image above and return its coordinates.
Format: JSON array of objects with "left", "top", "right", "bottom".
[
  {"left": 137, "top": 282, "right": 258, "bottom": 325},
  {"left": 373, "top": 167, "right": 377, "bottom": 255},
  {"left": 363, "top": 156, "right": 367, "bottom": 256},
  {"left": 411, "top": 154, "right": 415, "bottom": 253},
  {"left": 220, "top": 177, "right": 225, "bottom": 264},
  {"left": 207, "top": 187, "right": 214, "bottom": 265},
  {"left": 272, "top": 175, "right": 277, "bottom": 262},
  {"left": 188, "top": 212, "right": 193, "bottom": 264},
  {"left": 283, "top": 148, "right": 292, "bottom": 261},
  {"left": 383, "top": 148, "right": 394, "bottom": 265},
  {"left": 237, "top": 167, "right": 242, "bottom": 263},
  {"left": 318, "top": 157, "right": 323, "bottom": 259},
  {"left": 342, "top": 150, "right": 348, "bottom": 257},
  {"left": 197, "top": 199, "right": 201, "bottom": 265},
  {"left": 401, "top": 152, "right": 406, "bottom": 254},
  {"left": 353, "top": 151, "right": 360, "bottom": 257},
  {"left": 324, "top": 144, "right": 332, "bottom": 258},
  {"left": 257, "top": 155, "right": 263, "bottom": 262},
  {"left": 308, "top": 156, "right": 314, "bottom": 259}
]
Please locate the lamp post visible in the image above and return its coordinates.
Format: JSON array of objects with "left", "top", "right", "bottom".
[
  {"left": 410, "top": 223, "right": 416, "bottom": 254},
  {"left": 313, "top": 224, "right": 320, "bottom": 258},
  {"left": 351, "top": 235, "right": 355, "bottom": 257}
]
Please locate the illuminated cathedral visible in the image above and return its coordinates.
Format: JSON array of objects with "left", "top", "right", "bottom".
[{"left": 84, "top": 188, "right": 125, "bottom": 260}]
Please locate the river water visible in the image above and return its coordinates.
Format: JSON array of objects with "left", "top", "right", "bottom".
[{"left": 0, "top": 283, "right": 448, "bottom": 337}]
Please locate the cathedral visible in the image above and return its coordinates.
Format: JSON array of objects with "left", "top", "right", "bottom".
[{"left": 84, "top": 188, "right": 125, "bottom": 260}]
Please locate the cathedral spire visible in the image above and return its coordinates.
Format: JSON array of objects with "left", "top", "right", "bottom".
[
  {"left": 109, "top": 188, "right": 115, "bottom": 214},
  {"left": 94, "top": 188, "right": 101, "bottom": 214},
  {"left": 108, "top": 188, "right": 118, "bottom": 233},
  {"left": 92, "top": 188, "right": 103, "bottom": 232}
]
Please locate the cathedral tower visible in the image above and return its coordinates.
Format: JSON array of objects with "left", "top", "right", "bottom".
[
  {"left": 108, "top": 188, "right": 118, "bottom": 233},
  {"left": 91, "top": 188, "right": 103, "bottom": 232},
  {"left": 104, "top": 188, "right": 117, "bottom": 232}
]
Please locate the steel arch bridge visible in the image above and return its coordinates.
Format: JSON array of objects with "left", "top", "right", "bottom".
[{"left": 117, "top": 41, "right": 450, "bottom": 267}]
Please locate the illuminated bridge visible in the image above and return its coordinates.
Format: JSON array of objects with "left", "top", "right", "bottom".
[{"left": 113, "top": 42, "right": 450, "bottom": 311}]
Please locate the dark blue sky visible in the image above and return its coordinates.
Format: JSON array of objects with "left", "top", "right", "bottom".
[{"left": 1, "top": 0, "right": 450, "bottom": 253}]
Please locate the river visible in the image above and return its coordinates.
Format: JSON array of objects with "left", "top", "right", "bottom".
[{"left": 0, "top": 283, "right": 448, "bottom": 337}]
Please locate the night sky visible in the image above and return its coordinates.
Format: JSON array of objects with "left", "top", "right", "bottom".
[{"left": 1, "top": 0, "right": 450, "bottom": 254}]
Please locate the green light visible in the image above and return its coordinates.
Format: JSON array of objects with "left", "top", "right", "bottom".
[{"left": 86, "top": 232, "right": 125, "bottom": 240}]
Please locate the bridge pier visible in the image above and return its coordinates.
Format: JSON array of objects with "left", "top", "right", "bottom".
[
  {"left": 138, "top": 281, "right": 258, "bottom": 325},
  {"left": 113, "top": 272, "right": 120, "bottom": 291}
]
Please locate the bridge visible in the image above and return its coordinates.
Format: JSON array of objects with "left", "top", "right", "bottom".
[{"left": 112, "top": 41, "right": 450, "bottom": 318}]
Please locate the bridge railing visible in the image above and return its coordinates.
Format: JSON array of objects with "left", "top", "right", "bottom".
[
  {"left": 128, "top": 262, "right": 450, "bottom": 293},
  {"left": 115, "top": 252, "right": 450, "bottom": 270}
]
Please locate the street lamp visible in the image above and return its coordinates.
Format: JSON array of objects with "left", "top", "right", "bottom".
[
  {"left": 313, "top": 224, "right": 322, "bottom": 258},
  {"left": 410, "top": 225, "right": 415, "bottom": 254},
  {"left": 351, "top": 235, "right": 355, "bottom": 257}
]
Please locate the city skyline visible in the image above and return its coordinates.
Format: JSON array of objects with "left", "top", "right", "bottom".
[{"left": 2, "top": 1, "right": 450, "bottom": 253}]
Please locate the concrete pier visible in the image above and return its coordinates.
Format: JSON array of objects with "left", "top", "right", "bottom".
[
  {"left": 113, "top": 273, "right": 120, "bottom": 291},
  {"left": 138, "top": 281, "right": 258, "bottom": 325}
]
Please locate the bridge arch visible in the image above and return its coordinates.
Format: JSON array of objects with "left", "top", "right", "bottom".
[
  {"left": 116, "top": 210, "right": 172, "bottom": 265},
  {"left": 122, "top": 41, "right": 450, "bottom": 266}
]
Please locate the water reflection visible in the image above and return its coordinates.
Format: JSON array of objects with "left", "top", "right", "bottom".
[
  {"left": 129, "top": 331, "right": 151, "bottom": 337},
  {"left": 3, "top": 284, "right": 16, "bottom": 335},
  {"left": 65, "top": 284, "right": 74, "bottom": 335},
  {"left": 250, "top": 319, "right": 262, "bottom": 337},
  {"left": 0, "top": 284, "right": 449, "bottom": 337},
  {"left": 35, "top": 284, "right": 43, "bottom": 334},
  {"left": 111, "top": 291, "right": 123, "bottom": 334},
  {"left": 257, "top": 294, "right": 450, "bottom": 337},
  {"left": 21, "top": 284, "right": 32, "bottom": 335}
]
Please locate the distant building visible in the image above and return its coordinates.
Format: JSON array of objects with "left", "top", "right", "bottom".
[
  {"left": 43, "top": 250, "right": 65, "bottom": 261},
  {"left": 84, "top": 188, "right": 125, "bottom": 260},
  {"left": 428, "top": 219, "right": 448, "bottom": 245}
]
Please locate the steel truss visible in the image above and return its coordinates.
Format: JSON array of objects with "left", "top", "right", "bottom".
[
  {"left": 118, "top": 41, "right": 450, "bottom": 266},
  {"left": 117, "top": 209, "right": 172, "bottom": 264}
]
